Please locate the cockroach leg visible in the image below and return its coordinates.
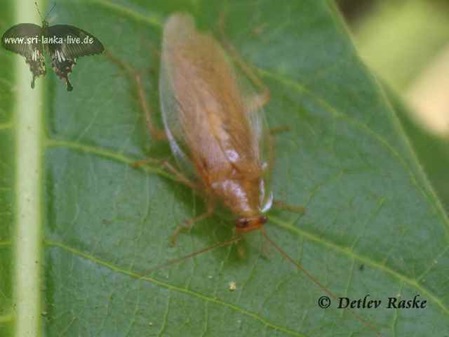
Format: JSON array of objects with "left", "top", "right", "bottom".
[
  {"left": 170, "top": 203, "right": 216, "bottom": 246},
  {"left": 244, "top": 90, "right": 271, "bottom": 115},
  {"left": 273, "top": 200, "right": 306, "bottom": 214},
  {"left": 229, "top": 46, "right": 270, "bottom": 114},
  {"left": 217, "top": 13, "right": 270, "bottom": 114},
  {"left": 160, "top": 160, "right": 197, "bottom": 190},
  {"left": 134, "top": 72, "right": 167, "bottom": 141},
  {"left": 269, "top": 125, "right": 291, "bottom": 135},
  {"left": 130, "top": 156, "right": 197, "bottom": 190},
  {"left": 105, "top": 50, "right": 166, "bottom": 141},
  {"left": 130, "top": 157, "right": 162, "bottom": 169}
]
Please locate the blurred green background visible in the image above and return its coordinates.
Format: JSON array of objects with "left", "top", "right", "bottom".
[
  {"left": 338, "top": 0, "right": 449, "bottom": 134},
  {"left": 337, "top": 0, "right": 449, "bottom": 212}
]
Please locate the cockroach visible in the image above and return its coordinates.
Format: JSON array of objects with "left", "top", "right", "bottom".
[
  {"left": 107, "top": 12, "right": 381, "bottom": 336},
  {"left": 159, "top": 13, "right": 273, "bottom": 236}
]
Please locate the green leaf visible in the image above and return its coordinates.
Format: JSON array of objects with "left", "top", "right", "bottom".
[
  {"left": 390, "top": 87, "right": 449, "bottom": 215},
  {"left": 2, "top": 0, "right": 449, "bottom": 336}
]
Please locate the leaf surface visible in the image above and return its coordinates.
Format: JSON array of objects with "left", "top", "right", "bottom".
[{"left": 1, "top": 1, "right": 449, "bottom": 336}]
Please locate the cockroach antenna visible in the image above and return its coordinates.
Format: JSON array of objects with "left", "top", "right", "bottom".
[
  {"left": 138, "top": 227, "right": 382, "bottom": 336},
  {"left": 259, "top": 227, "right": 382, "bottom": 337},
  {"left": 140, "top": 236, "right": 242, "bottom": 276}
]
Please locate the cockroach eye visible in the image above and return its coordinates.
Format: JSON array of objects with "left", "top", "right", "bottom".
[{"left": 235, "top": 216, "right": 267, "bottom": 229}]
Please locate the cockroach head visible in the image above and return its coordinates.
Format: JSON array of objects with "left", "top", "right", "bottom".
[{"left": 235, "top": 215, "right": 267, "bottom": 234}]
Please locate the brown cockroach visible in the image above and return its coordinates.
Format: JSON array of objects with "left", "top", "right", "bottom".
[
  {"left": 158, "top": 13, "right": 273, "bottom": 236},
  {"left": 108, "top": 12, "right": 381, "bottom": 336}
]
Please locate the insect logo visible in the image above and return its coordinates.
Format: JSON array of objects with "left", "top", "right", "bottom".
[{"left": 1, "top": 3, "right": 104, "bottom": 91}]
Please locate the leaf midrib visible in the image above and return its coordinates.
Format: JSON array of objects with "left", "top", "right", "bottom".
[{"left": 12, "top": 1, "right": 45, "bottom": 337}]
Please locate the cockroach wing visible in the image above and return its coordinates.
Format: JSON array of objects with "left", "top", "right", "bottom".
[
  {"left": 159, "top": 13, "right": 273, "bottom": 209},
  {"left": 159, "top": 43, "right": 197, "bottom": 178},
  {"left": 159, "top": 14, "right": 204, "bottom": 179}
]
